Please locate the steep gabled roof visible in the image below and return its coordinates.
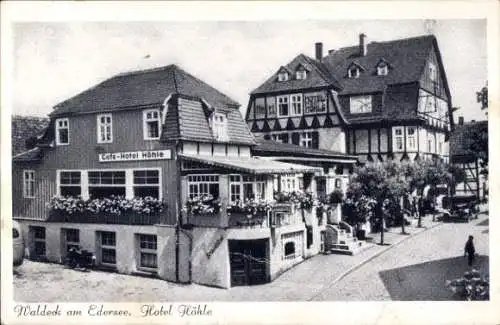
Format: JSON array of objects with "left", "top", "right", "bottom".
[
  {"left": 51, "top": 64, "right": 239, "bottom": 116},
  {"left": 322, "top": 35, "right": 436, "bottom": 95},
  {"left": 250, "top": 54, "right": 341, "bottom": 95},
  {"left": 11, "top": 115, "right": 49, "bottom": 156},
  {"left": 449, "top": 120, "right": 488, "bottom": 157}
]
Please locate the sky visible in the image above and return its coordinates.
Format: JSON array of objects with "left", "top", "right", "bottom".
[{"left": 13, "top": 20, "right": 487, "bottom": 122}]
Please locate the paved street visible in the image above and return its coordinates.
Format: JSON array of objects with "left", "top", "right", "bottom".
[{"left": 14, "top": 212, "right": 489, "bottom": 302}]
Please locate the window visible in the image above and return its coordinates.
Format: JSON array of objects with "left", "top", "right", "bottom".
[
  {"left": 133, "top": 170, "right": 160, "bottom": 199},
  {"left": 229, "top": 175, "right": 267, "bottom": 203},
  {"left": 88, "top": 171, "right": 126, "bottom": 198},
  {"left": 187, "top": 175, "right": 219, "bottom": 199},
  {"left": 428, "top": 134, "right": 435, "bottom": 153},
  {"left": 304, "top": 93, "right": 327, "bottom": 114},
  {"left": 290, "top": 94, "right": 303, "bottom": 116},
  {"left": 296, "top": 69, "right": 307, "bottom": 80},
  {"left": 212, "top": 113, "right": 228, "bottom": 140},
  {"left": 299, "top": 132, "right": 313, "bottom": 148},
  {"left": 439, "top": 141, "right": 443, "bottom": 154},
  {"left": 23, "top": 170, "right": 35, "bottom": 198},
  {"left": 59, "top": 171, "right": 81, "bottom": 197},
  {"left": 280, "top": 174, "right": 298, "bottom": 192},
  {"left": 278, "top": 71, "right": 289, "bottom": 82},
  {"left": 429, "top": 62, "right": 437, "bottom": 82},
  {"left": 97, "top": 114, "right": 112, "bottom": 143},
  {"left": 97, "top": 231, "right": 116, "bottom": 266},
  {"left": 393, "top": 127, "right": 404, "bottom": 151},
  {"left": 348, "top": 67, "right": 360, "bottom": 78},
  {"left": 30, "top": 226, "right": 46, "bottom": 258},
  {"left": 377, "top": 64, "right": 388, "bottom": 76},
  {"left": 143, "top": 109, "right": 161, "bottom": 140},
  {"left": 277, "top": 96, "right": 289, "bottom": 117},
  {"left": 407, "top": 127, "right": 417, "bottom": 150},
  {"left": 271, "top": 133, "right": 288, "bottom": 143},
  {"left": 55, "top": 118, "right": 69, "bottom": 145},
  {"left": 266, "top": 96, "right": 277, "bottom": 117},
  {"left": 350, "top": 95, "right": 372, "bottom": 114},
  {"left": 137, "top": 234, "right": 157, "bottom": 269},
  {"left": 254, "top": 97, "right": 266, "bottom": 118},
  {"left": 63, "top": 228, "right": 80, "bottom": 254},
  {"left": 284, "top": 242, "right": 296, "bottom": 260}
]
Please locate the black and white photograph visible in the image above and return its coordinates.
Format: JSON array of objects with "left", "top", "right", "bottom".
[{"left": 1, "top": 1, "right": 498, "bottom": 325}]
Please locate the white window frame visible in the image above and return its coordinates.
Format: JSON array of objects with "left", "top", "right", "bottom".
[
  {"left": 277, "top": 95, "right": 289, "bottom": 117},
  {"left": 296, "top": 70, "right": 307, "bottom": 80},
  {"left": 97, "top": 231, "right": 116, "bottom": 266},
  {"left": 136, "top": 234, "right": 158, "bottom": 271},
  {"left": 55, "top": 118, "right": 69, "bottom": 146},
  {"left": 406, "top": 126, "right": 417, "bottom": 151},
  {"left": 57, "top": 168, "right": 162, "bottom": 200},
  {"left": 299, "top": 131, "right": 313, "bottom": 148},
  {"left": 143, "top": 109, "right": 161, "bottom": 140},
  {"left": 393, "top": 127, "right": 404, "bottom": 152},
  {"left": 280, "top": 174, "right": 298, "bottom": 192},
  {"left": 63, "top": 228, "right": 80, "bottom": 254},
  {"left": 377, "top": 64, "right": 388, "bottom": 76},
  {"left": 58, "top": 171, "right": 82, "bottom": 197},
  {"left": 429, "top": 62, "right": 437, "bottom": 82},
  {"left": 350, "top": 95, "right": 372, "bottom": 114},
  {"left": 23, "top": 170, "right": 35, "bottom": 198},
  {"left": 290, "top": 94, "right": 303, "bottom": 116},
  {"left": 212, "top": 112, "right": 228, "bottom": 141},
  {"left": 229, "top": 174, "right": 267, "bottom": 203},
  {"left": 97, "top": 113, "right": 113, "bottom": 144},
  {"left": 348, "top": 67, "right": 360, "bottom": 78},
  {"left": 278, "top": 71, "right": 289, "bottom": 82},
  {"left": 271, "top": 133, "right": 287, "bottom": 143},
  {"left": 428, "top": 133, "right": 435, "bottom": 153},
  {"left": 283, "top": 241, "right": 296, "bottom": 260},
  {"left": 187, "top": 174, "right": 220, "bottom": 199}
]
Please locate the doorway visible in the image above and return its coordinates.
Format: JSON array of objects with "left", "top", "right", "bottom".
[{"left": 229, "top": 239, "right": 269, "bottom": 286}]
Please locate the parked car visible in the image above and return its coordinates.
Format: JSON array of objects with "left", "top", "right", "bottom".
[
  {"left": 440, "top": 195, "right": 479, "bottom": 222},
  {"left": 13, "top": 220, "right": 25, "bottom": 266}
]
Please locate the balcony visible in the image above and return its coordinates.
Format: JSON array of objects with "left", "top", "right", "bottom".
[{"left": 46, "top": 210, "right": 161, "bottom": 225}]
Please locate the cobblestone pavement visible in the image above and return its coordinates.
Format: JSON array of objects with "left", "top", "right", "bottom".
[{"left": 13, "top": 213, "right": 488, "bottom": 302}]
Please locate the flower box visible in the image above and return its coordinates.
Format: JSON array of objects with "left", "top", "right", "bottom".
[{"left": 47, "top": 209, "right": 161, "bottom": 225}]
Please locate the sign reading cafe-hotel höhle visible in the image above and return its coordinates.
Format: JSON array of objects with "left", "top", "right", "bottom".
[{"left": 99, "top": 150, "right": 172, "bottom": 162}]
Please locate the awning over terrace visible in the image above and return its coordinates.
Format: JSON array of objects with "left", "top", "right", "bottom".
[{"left": 179, "top": 153, "right": 322, "bottom": 175}]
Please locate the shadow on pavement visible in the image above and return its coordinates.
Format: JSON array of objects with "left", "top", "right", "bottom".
[
  {"left": 378, "top": 255, "right": 489, "bottom": 301},
  {"left": 476, "top": 219, "right": 489, "bottom": 226}
]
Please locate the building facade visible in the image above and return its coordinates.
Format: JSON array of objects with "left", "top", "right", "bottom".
[
  {"left": 13, "top": 64, "right": 357, "bottom": 288},
  {"left": 246, "top": 34, "right": 453, "bottom": 163}
]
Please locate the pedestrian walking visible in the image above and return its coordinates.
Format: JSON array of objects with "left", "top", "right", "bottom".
[{"left": 464, "top": 235, "right": 476, "bottom": 267}]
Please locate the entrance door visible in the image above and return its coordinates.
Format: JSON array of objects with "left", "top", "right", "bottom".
[
  {"left": 316, "top": 177, "right": 327, "bottom": 201},
  {"left": 229, "top": 239, "right": 268, "bottom": 286}
]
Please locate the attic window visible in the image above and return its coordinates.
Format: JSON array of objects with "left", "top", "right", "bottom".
[
  {"left": 278, "top": 71, "right": 289, "bottom": 82},
  {"left": 377, "top": 63, "right": 388, "bottom": 76},
  {"left": 296, "top": 69, "right": 307, "bottom": 80},
  {"left": 428, "top": 62, "right": 437, "bottom": 82},
  {"left": 348, "top": 67, "right": 360, "bottom": 79},
  {"left": 212, "top": 112, "right": 228, "bottom": 141}
]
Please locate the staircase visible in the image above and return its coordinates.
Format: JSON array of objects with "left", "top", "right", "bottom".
[{"left": 324, "top": 223, "right": 372, "bottom": 256}]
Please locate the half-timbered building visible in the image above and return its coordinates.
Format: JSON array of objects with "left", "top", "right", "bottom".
[{"left": 246, "top": 34, "right": 454, "bottom": 163}]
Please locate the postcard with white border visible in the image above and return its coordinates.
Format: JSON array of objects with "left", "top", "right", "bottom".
[{"left": 1, "top": 1, "right": 499, "bottom": 325}]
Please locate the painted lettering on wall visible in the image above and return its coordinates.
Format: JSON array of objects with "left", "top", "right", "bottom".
[{"left": 99, "top": 150, "right": 172, "bottom": 162}]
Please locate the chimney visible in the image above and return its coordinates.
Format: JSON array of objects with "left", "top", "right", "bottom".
[
  {"left": 471, "top": 119, "right": 476, "bottom": 123},
  {"left": 328, "top": 49, "right": 335, "bottom": 55},
  {"left": 315, "top": 42, "right": 323, "bottom": 61},
  {"left": 359, "top": 33, "right": 367, "bottom": 56},
  {"left": 458, "top": 116, "right": 464, "bottom": 125}
]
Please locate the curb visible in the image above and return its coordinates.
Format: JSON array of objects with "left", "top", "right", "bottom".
[{"left": 307, "top": 221, "right": 444, "bottom": 301}]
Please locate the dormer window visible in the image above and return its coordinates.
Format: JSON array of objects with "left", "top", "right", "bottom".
[
  {"left": 296, "top": 69, "right": 307, "bottom": 80},
  {"left": 377, "top": 63, "right": 388, "bottom": 76},
  {"left": 429, "top": 62, "right": 437, "bottom": 82},
  {"left": 278, "top": 71, "right": 289, "bottom": 82},
  {"left": 348, "top": 67, "right": 360, "bottom": 79},
  {"left": 212, "top": 112, "right": 228, "bottom": 141}
]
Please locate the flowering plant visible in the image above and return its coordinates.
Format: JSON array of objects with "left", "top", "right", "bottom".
[
  {"left": 274, "top": 191, "right": 318, "bottom": 210},
  {"left": 47, "top": 195, "right": 166, "bottom": 216},
  {"left": 184, "top": 194, "right": 221, "bottom": 215},
  {"left": 227, "top": 198, "right": 273, "bottom": 216},
  {"left": 46, "top": 196, "right": 86, "bottom": 215},
  {"left": 446, "top": 269, "right": 489, "bottom": 301}
]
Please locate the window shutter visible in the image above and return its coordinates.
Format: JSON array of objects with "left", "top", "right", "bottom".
[
  {"left": 282, "top": 133, "right": 289, "bottom": 144},
  {"left": 291, "top": 132, "right": 300, "bottom": 145},
  {"left": 312, "top": 131, "right": 319, "bottom": 149}
]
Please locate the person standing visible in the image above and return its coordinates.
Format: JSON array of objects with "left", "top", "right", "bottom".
[{"left": 464, "top": 235, "right": 476, "bottom": 267}]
